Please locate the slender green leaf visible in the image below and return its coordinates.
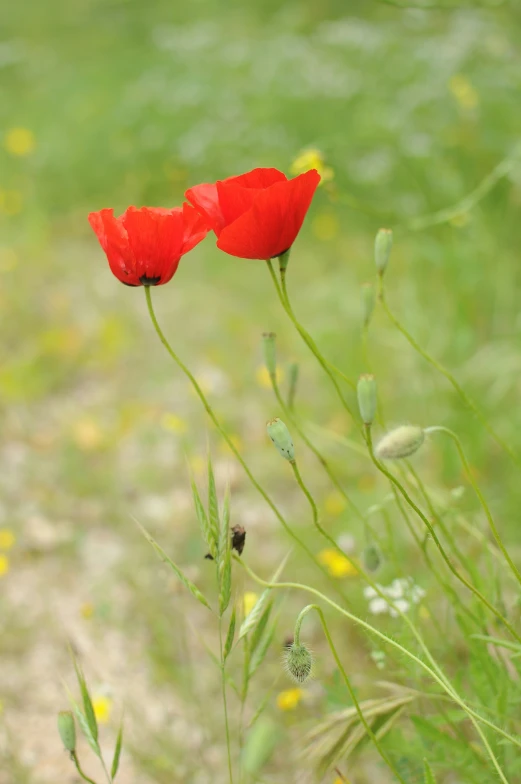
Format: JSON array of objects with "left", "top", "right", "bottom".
[
  {"left": 424, "top": 758, "right": 437, "bottom": 784},
  {"left": 111, "top": 719, "right": 124, "bottom": 779},
  {"left": 249, "top": 600, "right": 273, "bottom": 655},
  {"left": 470, "top": 634, "right": 521, "bottom": 654},
  {"left": 223, "top": 606, "right": 236, "bottom": 661},
  {"left": 218, "top": 485, "right": 232, "bottom": 615},
  {"left": 207, "top": 455, "right": 220, "bottom": 543},
  {"left": 65, "top": 685, "right": 100, "bottom": 758},
  {"left": 134, "top": 517, "right": 211, "bottom": 610},
  {"left": 249, "top": 620, "right": 277, "bottom": 677},
  {"left": 191, "top": 476, "right": 216, "bottom": 556},
  {"left": 72, "top": 658, "right": 98, "bottom": 745},
  {"left": 238, "top": 553, "right": 289, "bottom": 641}
]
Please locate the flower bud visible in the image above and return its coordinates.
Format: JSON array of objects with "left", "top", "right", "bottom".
[
  {"left": 361, "top": 283, "right": 375, "bottom": 327},
  {"left": 262, "top": 333, "right": 277, "bottom": 379},
  {"left": 267, "top": 418, "right": 295, "bottom": 462},
  {"left": 357, "top": 375, "right": 377, "bottom": 425},
  {"left": 375, "top": 228, "right": 393, "bottom": 275},
  {"left": 375, "top": 425, "right": 425, "bottom": 460},
  {"left": 57, "top": 711, "right": 76, "bottom": 753},
  {"left": 283, "top": 642, "right": 313, "bottom": 683},
  {"left": 363, "top": 543, "right": 383, "bottom": 573}
]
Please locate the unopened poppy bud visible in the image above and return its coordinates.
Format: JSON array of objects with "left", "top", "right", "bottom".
[
  {"left": 283, "top": 641, "right": 313, "bottom": 683},
  {"left": 375, "top": 228, "right": 393, "bottom": 275},
  {"left": 363, "top": 543, "right": 383, "bottom": 573},
  {"left": 57, "top": 711, "right": 76, "bottom": 753},
  {"left": 267, "top": 418, "right": 295, "bottom": 462},
  {"left": 361, "top": 283, "right": 375, "bottom": 327},
  {"left": 357, "top": 375, "right": 377, "bottom": 425},
  {"left": 262, "top": 333, "right": 277, "bottom": 379},
  {"left": 375, "top": 425, "right": 425, "bottom": 460}
]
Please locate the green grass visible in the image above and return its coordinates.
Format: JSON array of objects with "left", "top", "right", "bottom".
[{"left": 2, "top": 0, "right": 521, "bottom": 782}]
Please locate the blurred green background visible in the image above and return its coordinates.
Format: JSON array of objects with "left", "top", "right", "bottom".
[{"left": 1, "top": 0, "right": 521, "bottom": 782}]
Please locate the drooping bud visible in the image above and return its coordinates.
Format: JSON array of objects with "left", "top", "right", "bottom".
[
  {"left": 57, "top": 711, "right": 76, "bottom": 753},
  {"left": 363, "top": 543, "right": 383, "bottom": 573},
  {"left": 375, "top": 425, "right": 425, "bottom": 460},
  {"left": 283, "top": 641, "right": 313, "bottom": 683},
  {"left": 357, "top": 375, "right": 377, "bottom": 426},
  {"left": 267, "top": 418, "right": 295, "bottom": 462},
  {"left": 262, "top": 333, "right": 277, "bottom": 380},
  {"left": 361, "top": 283, "right": 375, "bottom": 328},
  {"left": 375, "top": 228, "right": 393, "bottom": 275}
]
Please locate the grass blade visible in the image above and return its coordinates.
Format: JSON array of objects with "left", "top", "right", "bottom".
[
  {"left": 134, "top": 517, "right": 211, "bottom": 610},
  {"left": 223, "top": 605, "right": 237, "bottom": 661},
  {"left": 424, "top": 758, "right": 437, "bottom": 783},
  {"left": 191, "top": 476, "right": 216, "bottom": 556},
  {"left": 207, "top": 454, "right": 220, "bottom": 544},
  {"left": 111, "top": 718, "right": 124, "bottom": 779}
]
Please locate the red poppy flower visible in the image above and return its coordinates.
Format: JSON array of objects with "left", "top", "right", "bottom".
[
  {"left": 185, "top": 167, "right": 320, "bottom": 260},
  {"left": 88, "top": 204, "right": 209, "bottom": 286}
]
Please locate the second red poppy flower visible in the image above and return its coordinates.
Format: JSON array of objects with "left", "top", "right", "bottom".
[{"left": 185, "top": 167, "right": 321, "bottom": 261}]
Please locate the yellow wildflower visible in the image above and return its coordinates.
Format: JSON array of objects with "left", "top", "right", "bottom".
[
  {"left": 290, "top": 148, "right": 334, "bottom": 184},
  {"left": 0, "top": 190, "right": 23, "bottom": 216},
  {"left": 92, "top": 695, "right": 112, "bottom": 724},
  {"left": 4, "top": 127, "right": 36, "bottom": 157},
  {"left": 449, "top": 75, "right": 479, "bottom": 110},
  {"left": 276, "top": 687, "right": 303, "bottom": 711},
  {"left": 0, "top": 529, "right": 15, "bottom": 550},
  {"left": 72, "top": 418, "right": 104, "bottom": 451},
  {"left": 256, "top": 365, "right": 284, "bottom": 389},
  {"left": 318, "top": 549, "right": 357, "bottom": 578},
  {"left": 189, "top": 455, "right": 206, "bottom": 476},
  {"left": 324, "top": 492, "right": 346, "bottom": 517},
  {"left": 312, "top": 210, "right": 339, "bottom": 241},
  {"left": 80, "top": 602, "right": 94, "bottom": 620},
  {"left": 0, "top": 554, "right": 9, "bottom": 577},
  {"left": 243, "top": 591, "right": 258, "bottom": 616},
  {"left": 419, "top": 605, "right": 430, "bottom": 621},
  {"left": 161, "top": 413, "right": 188, "bottom": 434}
]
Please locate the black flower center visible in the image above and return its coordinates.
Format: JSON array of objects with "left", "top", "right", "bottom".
[{"left": 139, "top": 275, "right": 161, "bottom": 286}]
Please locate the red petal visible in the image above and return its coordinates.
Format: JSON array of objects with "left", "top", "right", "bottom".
[
  {"left": 88, "top": 209, "right": 140, "bottom": 284},
  {"left": 122, "top": 207, "right": 184, "bottom": 284},
  {"left": 185, "top": 182, "right": 224, "bottom": 234},
  {"left": 220, "top": 167, "right": 287, "bottom": 190},
  {"left": 180, "top": 202, "right": 210, "bottom": 254},
  {"left": 216, "top": 169, "right": 321, "bottom": 259}
]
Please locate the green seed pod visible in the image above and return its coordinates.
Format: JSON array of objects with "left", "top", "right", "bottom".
[
  {"left": 375, "top": 425, "right": 425, "bottom": 460},
  {"left": 375, "top": 228, "right": 393, "bottom": 275},
  {"left": 361, "top": 283, "right": 375, "bottom": 328},
  {"left": 283, "top": 642, "right": 313, "bottom": 683},
  {"left": 57, "top": 711, "right": 76, "bottom": 753},
  {"left": 267, "top": 418, "right": 295, "bottom": 462},
  {"left": 363, "top": 543, "right": 383, "bottom": 573},
  {"left": 262, "top": 332, "right": 277, "bottom": 379},
  {"left": 357, "top": 374, "right": 377, "bottom": 426}
]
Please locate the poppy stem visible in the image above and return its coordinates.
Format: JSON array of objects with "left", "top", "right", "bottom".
[
  {"left": 143, "top": 287, "right": 349, "bottom": 604},
  {"left": 378, "top": 288, "right": 521, "bottom": 468},
  {"left": 266, "top": 262, "right": 357, "bottom": 424},
  {"left": 363, "top": 423, "right": 521, "bottom": 644}
]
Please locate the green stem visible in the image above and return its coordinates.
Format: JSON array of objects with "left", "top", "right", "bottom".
[
  {"left": 289, "top": 460, "right": 456, "bottom": 691},
  {"left": 219, "top": 617, "right": 234, "bottom": 784},
  {"left": 71, "top": 753, "right": 100, "bottom": 784},
  {"left": 143, "top": 286, "right": 349, "bottom": 603},
  {"left": 364, "top": 425, "right": 521, "bottom": 644},
  {"left": 294, "top": 604, "right": 408, "bottom": 783},
  {"left": 378, "top": 289, "right": 520, "bottom": 467},
  {"left": 266, "top": 261, "right": 356, "bottom": 412},
  {"left": 271, "top": 376, "right": 366, "bottom": 525},
  {"left": 234, "top": 557, "right": 521, "bottom": 757},
  {"left": 426, "top": 426, "right": 521, "bottom": 588}
]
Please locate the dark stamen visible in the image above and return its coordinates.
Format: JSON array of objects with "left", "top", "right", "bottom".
[{"left": 139, "top": 275, "right": 161, "bottom": 285}]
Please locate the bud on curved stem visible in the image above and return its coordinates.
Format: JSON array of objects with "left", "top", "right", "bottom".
[
  {"left": 266, "top": 418, "right": 295, "bottom": 462},
  {"left": 357, "top": 374, "right": 377, "bottom": 425},
  {"left": 375, "top": 228, "right": 393, "bottom": 275},
  {"left": 375, "top": 425, "right": 425, "bottom": 460}
]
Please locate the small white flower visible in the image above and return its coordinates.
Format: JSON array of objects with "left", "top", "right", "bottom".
[
  {"left": 369, "top": 597, "right": 390, "bottom": 615},
  {"left": 389, "top": 599, "right": 410, "bottom": 617},
  {"left": 363, "top": 586, "right": 378, "bottom": 599}
]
